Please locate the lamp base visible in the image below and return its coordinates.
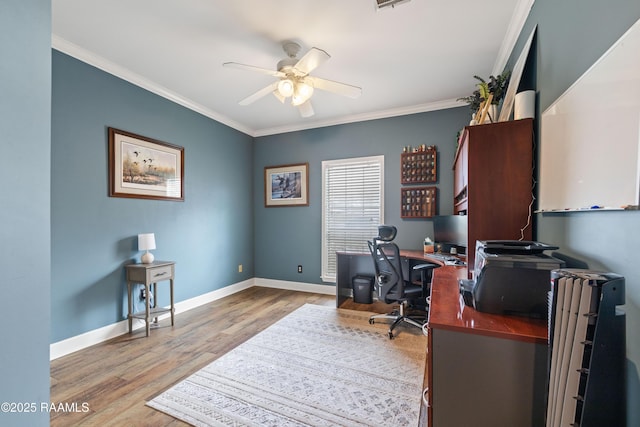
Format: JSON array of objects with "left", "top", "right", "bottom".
[{"left": 141, "top": 251, "right": 155, "bottom": 264}]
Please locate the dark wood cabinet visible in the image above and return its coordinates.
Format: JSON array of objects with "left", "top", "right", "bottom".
[{"left": 453, "top": 119, "right": 534, "bottom": 272}]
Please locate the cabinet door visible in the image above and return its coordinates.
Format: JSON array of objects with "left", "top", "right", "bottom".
[{"left": 431, "top": 328, "right": 546, "bottom": 427}]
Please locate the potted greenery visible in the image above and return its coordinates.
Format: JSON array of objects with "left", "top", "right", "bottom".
[
  {"left": 458, "top": 70, "right": 511, "bottom": 123},
  {"left": 487, "top": 70, "right": 511, "bottom": 106}
]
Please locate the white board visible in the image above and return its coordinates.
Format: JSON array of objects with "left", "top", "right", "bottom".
[{"left": 539, "top": 18, "right": 640, "bottom": 212}]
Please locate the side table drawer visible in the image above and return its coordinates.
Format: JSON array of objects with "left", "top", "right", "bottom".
[
  {"left": 126, "top": 263, "right": 175, "bottom": 284},
  {"left": 147, "top": 265, "right": 173, "bottom": 282},
  {"left": 126, "top": 267, "right": 147, "bottom": 283}
]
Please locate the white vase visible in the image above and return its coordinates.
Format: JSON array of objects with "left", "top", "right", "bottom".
[
  {"left": 515, "top": 90, "right": 535, "bottom": 119},
  {"left": 483, "top": 104, "right": 498, "bottom": 123}
]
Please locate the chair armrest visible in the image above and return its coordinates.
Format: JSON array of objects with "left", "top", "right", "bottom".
[{"left": 412, "top": 263, "right": 439, "bottom": 271}]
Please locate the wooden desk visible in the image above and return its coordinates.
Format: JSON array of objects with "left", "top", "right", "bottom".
[
  {"left": 426, "top": 265, "right": 547, "bottom": 427},
  {"left": 125, "top": 261, "right": 175, "bottom": 337}
]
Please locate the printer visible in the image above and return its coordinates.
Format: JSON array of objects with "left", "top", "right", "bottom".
[{"left": 459, "top": 240, "right": 565, "bottom": 318}]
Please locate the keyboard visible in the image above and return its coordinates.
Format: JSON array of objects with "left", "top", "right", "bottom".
[{"left": 428, "top": 253, "right": 466, "bottom": 266}]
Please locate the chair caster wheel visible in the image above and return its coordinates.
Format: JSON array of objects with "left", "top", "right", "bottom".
[
  {"left": 388, "top": 331, "right": 394, "bottom": 339},
  {"left": 369, "top": 319, "right": 374, "bottom": 324}
]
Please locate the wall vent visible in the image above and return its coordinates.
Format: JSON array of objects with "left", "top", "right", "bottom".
[{"left": 375, "top": 0, "right": 411, "bottom": 10}]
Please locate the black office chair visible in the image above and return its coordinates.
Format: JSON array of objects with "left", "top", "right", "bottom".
[{"left": 368, "top": 225, "right": 438, "bottom": 339}]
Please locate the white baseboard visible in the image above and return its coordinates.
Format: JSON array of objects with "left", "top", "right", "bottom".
[
  {"left": 50, "top": 277, "right": 335, "bottom": 360},
  {"left": 50, "top": 278, "right": 255, "bottom": 360},
  {"left": 254, "top": 277, "right": 336, "bottom": 295}
]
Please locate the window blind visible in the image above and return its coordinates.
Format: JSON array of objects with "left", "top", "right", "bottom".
[{"left": 321, "top": 155, "right": 384, "bottom": 282}]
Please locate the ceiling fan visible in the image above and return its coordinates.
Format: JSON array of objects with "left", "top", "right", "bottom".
[{"left": 223, "top": 41, "right": 362, "bottom": 118}]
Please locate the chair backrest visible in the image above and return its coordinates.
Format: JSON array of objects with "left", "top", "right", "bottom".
[{"left": 368, "top": 237, "right": 405, "bottom": 304}]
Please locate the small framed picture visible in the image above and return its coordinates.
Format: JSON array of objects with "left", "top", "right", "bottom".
[
  {"left": 264, "top": 163, "right": 309, "bottom": 207},
  {"left": 108, "top": 127, "right": 184, "bottom": 201}
]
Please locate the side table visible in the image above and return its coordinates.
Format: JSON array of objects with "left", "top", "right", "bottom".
[{"left": 125, "top": 261, "right": 175, "bottom": 336}]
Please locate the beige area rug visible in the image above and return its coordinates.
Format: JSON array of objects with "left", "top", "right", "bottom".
[{"left": 147, "top": 303, "right": 427, "bottom": 426}]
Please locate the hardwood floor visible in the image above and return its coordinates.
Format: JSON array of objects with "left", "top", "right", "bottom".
[{"left": 49, "top": 287, "right": 336, "bottom": 426}]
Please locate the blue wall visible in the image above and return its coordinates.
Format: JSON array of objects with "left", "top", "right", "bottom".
[
  {"left": 51, "top": 51, "right": 254, "bottom": 342},
  {"left": 0, "top": 0, "right": 51, "bottom": 425},
  {"left": 512, "top": 0, "right": 640, "bottom": 424},
  {"left": 253, "top": 109, "right": 470, "bottom": 284}
]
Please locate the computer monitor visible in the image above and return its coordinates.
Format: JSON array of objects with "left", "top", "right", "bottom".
[{"left": 433, "top": 215, "right": 468, "bottom": 253}]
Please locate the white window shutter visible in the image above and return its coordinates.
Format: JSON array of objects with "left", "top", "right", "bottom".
[{"left": 321, "top": 156, "right": 384, "bottom": 282}]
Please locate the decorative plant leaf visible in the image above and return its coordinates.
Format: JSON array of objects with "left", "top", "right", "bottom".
[
  {"left": 459, "top": 70, "right": 512, "bottom": 112},
  {"left": 457, "top": 90, "right": 482, "bottom": 113},
  {"left": 488, "top": 70, "right": 511, "bottom": 104}
]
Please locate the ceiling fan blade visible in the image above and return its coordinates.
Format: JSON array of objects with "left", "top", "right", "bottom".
[
  {"left": 308, "top": 76, "right": 362, "bottom": 99},
  {"left": 223, "top": 62, "right": 286, "bottom": 78},
  {"left": 239, "top": 81, "right": 279, "bottom": 106},
  {"left": 293, "top": 47, "right": 330, "bottom": 75},
  {"left": 272, "top": 90, "right": 285, "bottom": 104},
  {"left": 298, "top": 100, "right": 314, "bottom": 118}
]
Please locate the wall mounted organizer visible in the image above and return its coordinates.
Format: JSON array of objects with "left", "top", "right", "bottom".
[
  {"left": 401, "top": 186, "right": 437, "bottom": 218},
  {"left": 401, "top": 147, "right": 437, "bottom": 184}
]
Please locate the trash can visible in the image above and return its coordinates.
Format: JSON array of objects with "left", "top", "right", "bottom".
[{"left": 352, "top": 274, "right": 374, "bottom": 304}]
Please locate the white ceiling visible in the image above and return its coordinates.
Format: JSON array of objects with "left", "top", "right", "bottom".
[{"left": 52, "top": 0, "right": 533, "bottom": 137}]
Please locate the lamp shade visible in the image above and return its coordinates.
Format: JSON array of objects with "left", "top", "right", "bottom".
[
  {"left": 277, "top": 79, "right": 294, "bottom": 98},
  {"left": 291, "top": 80, "right": 314, "bottom": 106},
  {"left": 138, "top": 233, "right": 156, "bottom": 251}
]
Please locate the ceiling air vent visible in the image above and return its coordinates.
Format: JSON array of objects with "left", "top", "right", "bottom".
[{"left": 375, "top": 0, "right": 411, "bottom": 10}]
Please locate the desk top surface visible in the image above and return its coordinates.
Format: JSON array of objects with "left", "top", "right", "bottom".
[{"left": 427, "top": 264, "right": 547, "bottom": 344}]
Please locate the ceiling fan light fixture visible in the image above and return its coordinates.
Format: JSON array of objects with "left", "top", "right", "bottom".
[
  {"left": 291, "top": 80, "right": 314, "bottom": 106},
  {"left": 225, "top": 42, "right": 360, "bottom": 115},
  {"left": 277, "top": 78, "right": 295, "bottom": 97}
]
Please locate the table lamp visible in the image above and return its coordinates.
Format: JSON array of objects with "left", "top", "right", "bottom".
[{"left": 138, "top": 233, "right": 156, "bottom": 264}]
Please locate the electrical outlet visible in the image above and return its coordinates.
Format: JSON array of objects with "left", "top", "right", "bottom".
[
  {"left": 238, "top": 264, "right": 243, "bottom": 273},
  {"left": 297, "top": 265, "right": 303, "bottom": 273}
]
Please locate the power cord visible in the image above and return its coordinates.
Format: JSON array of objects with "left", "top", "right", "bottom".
[
  {"left": 134, "top": 285, "right": 154, "bottom": 316},
  {"left": 520, "top": 128, "right": 537, "bottom": 241}
]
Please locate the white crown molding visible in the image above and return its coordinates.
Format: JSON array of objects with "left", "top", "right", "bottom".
[
  {"left": 492, "top": 0, "right": 536, "bottom": 75},
  {"left": 253, "top": 98, "right": 466, "bottom": 137},
  {"left": 51, "top": 35, "right": 254, "bottom": 136},
  {"left": 52, "top": 35, "right": 467, "bottom": 138}
]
